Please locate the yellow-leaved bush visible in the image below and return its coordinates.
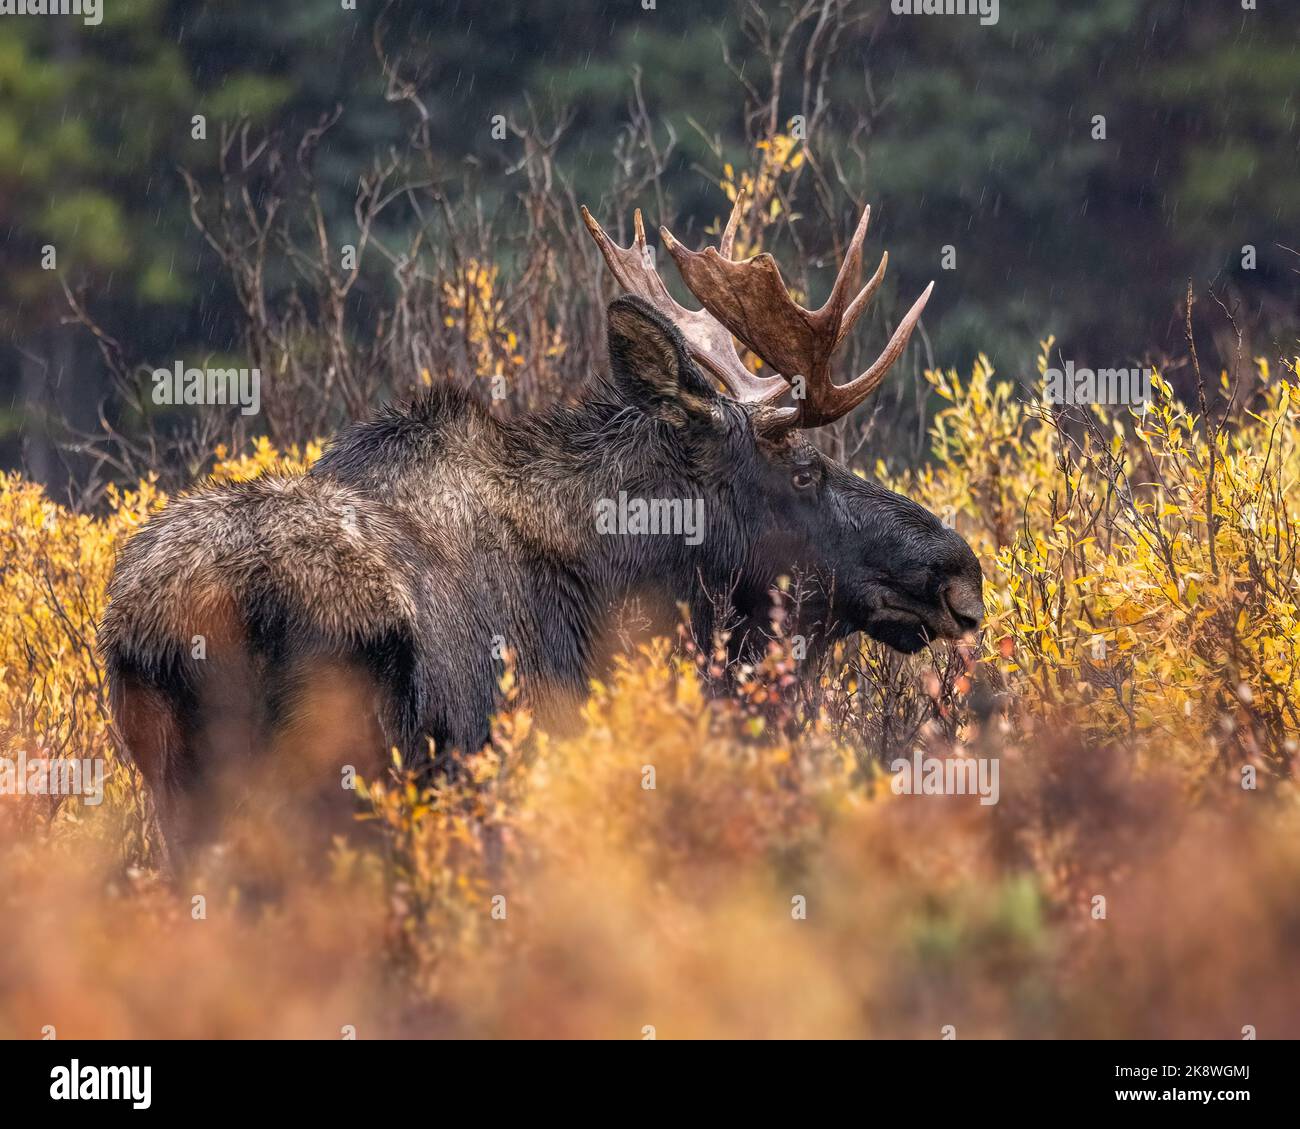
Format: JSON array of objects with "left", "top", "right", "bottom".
[{"left": 882, "top": 347, "right": 1299, "bottom": 783}]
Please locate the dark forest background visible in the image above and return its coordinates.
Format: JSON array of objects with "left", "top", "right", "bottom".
[{"left": 3, "top": 0, "right": 1297, "bottom": 496}]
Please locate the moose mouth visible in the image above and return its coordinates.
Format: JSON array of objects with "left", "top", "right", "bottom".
[
  {"left": 861, "top": 588, "right": 983, "bottom": 654},
  {"left": 863, "top": 610, "right": 933, "bottom": 654}
]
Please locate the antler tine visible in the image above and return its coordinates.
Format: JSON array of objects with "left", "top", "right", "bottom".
[
  {"left": 802, "top": 281, "right": 935, "bottom": 427},
  {"left": 836, "top": 251, "right": 888, "bottom": 351},
  {"left": 582, "top": 204, "right": 786, "bottom": 402},
  {"left": 811, "top": 204, "right": 871, "bottom": 329},
  {"left": 718, "top": 188, "right": 747, "bottom": 259}
]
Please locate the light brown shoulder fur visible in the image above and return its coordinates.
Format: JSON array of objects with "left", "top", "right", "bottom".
[{"left": 100, "top": 474, "right": 421, "bottom": 664}]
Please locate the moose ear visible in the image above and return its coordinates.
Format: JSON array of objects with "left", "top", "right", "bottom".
[{"left": 606, "top": 295, "right": 717, "bottom": 419}]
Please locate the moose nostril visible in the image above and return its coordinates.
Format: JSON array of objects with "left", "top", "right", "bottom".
[{"left": 943, "top": 581, "right": 984, "bottom": 634}]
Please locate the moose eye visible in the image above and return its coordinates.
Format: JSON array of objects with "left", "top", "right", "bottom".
[{"left": 791, "top": 468, "right": 817, "bottom": 491}]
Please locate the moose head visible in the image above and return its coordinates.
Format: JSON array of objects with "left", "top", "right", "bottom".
[{"left": 582, "top": 198, "right": 984, "bottom": 655}]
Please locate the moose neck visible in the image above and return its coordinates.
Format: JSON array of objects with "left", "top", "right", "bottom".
[
  {"left": 464, "top": 392, "right": 760, "bottom": 713},
  {"left": 489, "top": 393, "right": 739, "bottom": 622},
  {"left": 313, "top": 385, "right": 761, "bottom": 704}
]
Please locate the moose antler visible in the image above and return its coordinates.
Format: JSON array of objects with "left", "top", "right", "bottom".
[
  {"left": 581, "top": 203, "right": 787, "bottom": 402},
  {"left": 660, "top": 199, "right": 933, "bottom": 430},
  {"left": 583, "top": 194, "right": 932, "bottom": 431}
]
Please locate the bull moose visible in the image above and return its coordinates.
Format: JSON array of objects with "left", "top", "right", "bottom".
[{"left": 100, "top": 198, "right": 983, "bottom": 866}]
